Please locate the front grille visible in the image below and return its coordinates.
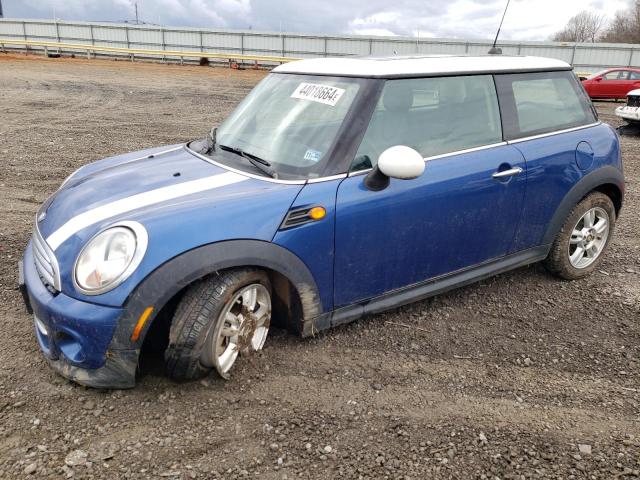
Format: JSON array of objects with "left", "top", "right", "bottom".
[
  {"left": 627, "top": 96, "right": 640, "bottom": 107},
  {"left": 32, "top": 224, "right": 61, "bottom": 292}
]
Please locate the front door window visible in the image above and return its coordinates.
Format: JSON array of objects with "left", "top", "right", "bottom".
[{"left": 351, "top": 75, "right": 503, "bottom": 172}]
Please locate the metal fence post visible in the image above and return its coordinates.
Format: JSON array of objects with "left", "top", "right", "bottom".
[
  {"left": 571, "top": 43, "right": 577, "bottom": 65},
  {"left": 465, "top": 42, "right": 469, "bottom": 53},
  {"left": 54, "top": 21, "right": 62, "bottom": 55},
  {"left": 324, "top": 37, "right": 328, "bottom": 57},
  {"left": 199, "top": 30, "right": 203, "bottom": 52},
  {"left": 517, "top": 43, "right": 522, "bottom": 55},
  {"left": 628, "top": 47, "right": 634, "bottom": 66},
  {"left": 161, "top": 27, "right": 166, "bottom": 62},
  {"left": 125, "top": 25, "right": 133, "bottom": 61},
  {"left": 240, "top": 32, "right": 244, "bottom": 56},
  {"left": 22, "top": 20, "right": 28, "bottom": 54},
  {"left": 369, "top": 38, "right": 373, "bottom": 55},
  {"left": 281, "top": 33, "right": 285, "bottom": 58},
  {"left": 89, "top": 24, "right": 94, "bottom": 46}
]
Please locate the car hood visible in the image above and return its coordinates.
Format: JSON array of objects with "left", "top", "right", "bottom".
[
  {"left": 38, "top": 144, "right": 292, "bottom": 244},
  {"left": 38, "top": 145, "right": 194, "bottom": 241},
  {"left": 35, "top": 145, "right": 304, "bottom": 305}
]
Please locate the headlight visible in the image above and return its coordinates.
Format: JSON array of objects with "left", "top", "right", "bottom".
[{"left": 74, "top": 221, "right": 148, "bottom": 295}]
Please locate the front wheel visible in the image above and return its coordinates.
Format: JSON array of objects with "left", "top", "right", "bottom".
[
  {"left": 543, "top": 192, "right": 615, "bottom": 280},
  {"left": 165, "top": 269, "right": 272, "bottom": 381}
]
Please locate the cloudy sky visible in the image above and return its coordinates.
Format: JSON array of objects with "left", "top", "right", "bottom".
[{"left": 2, "top": 0, "right": 631, "bottom": 41}]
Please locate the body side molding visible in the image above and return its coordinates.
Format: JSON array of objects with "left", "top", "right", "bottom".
[{"left": 304, "top": 246, "right": 549, "bottom": 336}]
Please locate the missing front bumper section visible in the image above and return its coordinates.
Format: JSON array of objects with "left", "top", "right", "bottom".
[{"left": 47, "top": 349, "right": 138, "bottom": 389}]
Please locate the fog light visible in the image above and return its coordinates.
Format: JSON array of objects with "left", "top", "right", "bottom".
[
  {"left": 34, "top": 316, "right": 48, "bottom": 336},
  {"left": 34, "top": 315, "right": 54, "bottom": 358}
]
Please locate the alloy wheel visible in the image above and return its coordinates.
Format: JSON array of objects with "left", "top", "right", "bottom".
[
  {"left": 200, "top": 283, "right": 271, "bottom": 377},
  {"left": 568, "top": 207, "right": 610, "bottom": 269}
]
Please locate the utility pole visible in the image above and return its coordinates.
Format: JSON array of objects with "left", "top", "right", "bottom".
[
  {"left": 0, "top": 0, "right": 4, "bottom": 18},
  {"left": 134, "top": 2, "right": 139, "bottom": 25}
]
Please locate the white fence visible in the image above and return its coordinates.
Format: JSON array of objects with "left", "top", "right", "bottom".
[{"left": 2, "top": 18, "right": 640, "bottom": 72}]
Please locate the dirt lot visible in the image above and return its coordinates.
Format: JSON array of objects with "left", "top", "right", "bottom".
[{"left": 0, "top": 53, "right": 638, "bottom": 479}]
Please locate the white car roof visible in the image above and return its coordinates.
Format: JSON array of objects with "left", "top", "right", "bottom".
[{"left": 274, "top": 55, "right": 572, "bottom": 78}]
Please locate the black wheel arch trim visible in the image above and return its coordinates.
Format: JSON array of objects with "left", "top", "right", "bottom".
[
  {"left": 110, "top": 239, "right": 323, "bottom": 351},
  {"left": 542, "top": 165, "right": 624, "bottom": 246}
]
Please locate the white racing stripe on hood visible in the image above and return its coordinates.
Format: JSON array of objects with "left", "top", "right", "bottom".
[{"left": 46, "top": 171, "right": 247, "bottom": 251}]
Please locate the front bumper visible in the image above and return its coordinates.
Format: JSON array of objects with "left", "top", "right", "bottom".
[
  {"left": 20, "top": 241, "right": 137, "bottom": 388},
  {"left": 46, "top": 349, "right": 138, "bottom": 389},
  {"left": 615, "top": 105, "right": 640, "bottom": 122}
]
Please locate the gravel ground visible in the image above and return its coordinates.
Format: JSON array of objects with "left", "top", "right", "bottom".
[{"left": 0, "top": 53, "right": 638, "bottom": 479}]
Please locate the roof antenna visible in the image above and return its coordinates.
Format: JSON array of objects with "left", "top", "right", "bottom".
[{"left": 488, "top": 0, "right": 511, "bottom": 55}]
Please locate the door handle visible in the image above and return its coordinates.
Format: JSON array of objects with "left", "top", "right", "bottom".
[{"left": 492, "top": 166, "right": 523, "bottom": 179}]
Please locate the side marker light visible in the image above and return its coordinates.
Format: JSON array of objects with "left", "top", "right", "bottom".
[
  {"left": 308, "top": 206, "right": 326, "bottom": 220},
  {"left": 131, "top": 306, "right": 154, "bottom": 342}
]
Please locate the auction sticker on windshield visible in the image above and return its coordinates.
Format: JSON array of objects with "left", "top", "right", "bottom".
[
  {"left": 291, "top": 83, "right": 345, "bottom": 106},
  {"left": 303, "top": 149, "right": 323, "bottom": 163}
]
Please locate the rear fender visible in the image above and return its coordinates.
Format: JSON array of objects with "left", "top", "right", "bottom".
[{"left": 542, "top": 165, "right": 624, "bottom": 246}]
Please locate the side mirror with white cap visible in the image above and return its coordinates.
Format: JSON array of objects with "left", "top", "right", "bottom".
[{"left": 364, "top": 145, "right": 425, "bottom": 191}]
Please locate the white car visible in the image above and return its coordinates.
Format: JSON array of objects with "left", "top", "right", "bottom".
[{"left": 615, "top": 89, "right": 640, "bottom": 122}]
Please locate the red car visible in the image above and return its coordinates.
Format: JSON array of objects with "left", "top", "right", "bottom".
[{"left": 581, "top": 68, "right": 640, "bottom": 99}]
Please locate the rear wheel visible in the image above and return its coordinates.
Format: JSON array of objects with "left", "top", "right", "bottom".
[
  {"left": 165, "top": 269, "right": 272, "bottom": 381},
  {"left": 617, "top": 122, "right": 640, "bottom": 135},
  {"left": 544, "top": 192, "right": 615, "bottom": 280}
]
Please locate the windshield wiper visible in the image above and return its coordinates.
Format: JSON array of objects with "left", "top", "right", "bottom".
[{"left": 218, "top": 144, "right": 278, "bottom": 179}]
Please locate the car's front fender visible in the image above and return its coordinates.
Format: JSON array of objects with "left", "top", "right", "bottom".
[{"left": 110, "top": 240, "right": 324, "bottom": 352}]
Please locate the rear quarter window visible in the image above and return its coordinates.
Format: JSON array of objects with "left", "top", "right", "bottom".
[{"left": 495, "top": 71, "right": 597, "bottom": 140}]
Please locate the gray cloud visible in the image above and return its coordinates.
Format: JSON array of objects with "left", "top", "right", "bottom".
[{"left": 2, "top": 0, "right": 625, "bottom": 40}]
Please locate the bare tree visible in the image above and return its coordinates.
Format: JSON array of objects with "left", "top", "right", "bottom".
[
  {"left": 552, "top": 10, "right": 607, "bottom": 43},
  {"left": 601, "top": 1, "right": 640, "bottom": 43}
]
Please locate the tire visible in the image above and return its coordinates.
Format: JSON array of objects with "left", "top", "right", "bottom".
[
  {"left": 617, "top": 123, "right": 640, "bottom": 136},
  {"left": 165, "top": 269, "right": 272, "bottom": 381},
  {"left": 543, "top": 192, "right": 615, "bottom": 280}
]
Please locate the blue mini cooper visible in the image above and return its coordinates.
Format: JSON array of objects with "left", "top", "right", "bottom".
[{"left": 20, "top": 55, "right": 624, "bottom": 388}]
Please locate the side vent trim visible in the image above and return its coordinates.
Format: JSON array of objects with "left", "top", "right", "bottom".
[{"left": 280, "top": 207, "right": 315, "bottom": 230}]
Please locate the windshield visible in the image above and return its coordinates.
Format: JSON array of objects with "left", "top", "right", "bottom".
[{"left": 214, "top": 74, "right": 364, "bottom": 180}]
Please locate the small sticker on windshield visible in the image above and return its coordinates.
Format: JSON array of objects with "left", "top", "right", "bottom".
[
  {"left": 303, "top": 149, "right": 323, "bottom": 163},
  {"left": 291, "top": 83, "right": 345, "bottom": 106}
]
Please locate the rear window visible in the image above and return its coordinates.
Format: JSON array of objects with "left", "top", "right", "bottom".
[{"left": 495, "top": 71, "right": 597, "bottom": 139}]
